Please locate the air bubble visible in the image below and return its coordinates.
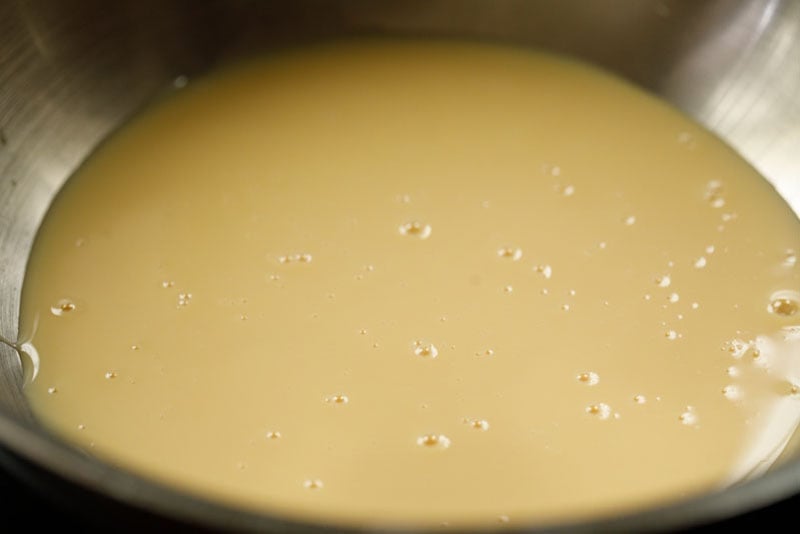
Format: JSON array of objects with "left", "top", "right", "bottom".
[
  {"left": 541, "top": 164, "right": 562, "bottom": 177},
  {"left": 668, "top": 293, "right": 680, "bottom": 303},
  {"left": 768, "top": 290, "right": 800, "bottom": 317},
  {"left": 534, "top": 264, "right": 552, "bottom": 279},
  {"left": 413, "top": 341, "right": 439, "bottom": 359},
  {"left": 161, "top": 280, "right": 175, "bottom": 288},
  {"left": 266, "top": 431, "right": 282, "bottom": 440},
  {"left": 325, "top": 394, "right": 349, "bottom": 405},
  {"left": 399, "top": 221, "right": 432, "bottom": 239},
  {"left": 464, "top": 418, "right": 490, "bottom": 431},
  {"left": 279, "top": 253, "right": 313, "bottom": 264},
  {"left": 303, "top": 479, "right": 324, "bottom": 490},
  {"left": 497, "top": 515, "right": 510, "bottom": 524},
  {"left": 705, "top": 181, "right": 725, "bottom": 208},
  {"left": 722, "top": 339, "right": 751, "bottom": 360},
  {"left": 177, "top": 292, "right": 193, "bottom": 307},
  {"left": 656, "top": 275, "right": 671, "bottom": 288},
  {"left": 577, "top": 372, "right": 599, "bottom": 386},
  {"left": 50, "top": 299, "right": 76, "bottom": 316},
  {"left": 497, "top": 247, "right": 523, "bottom": 261},
  {"left": 586, "top": 403, "right": 612, "bottom": 420},
  {"left": 722, "top": 385, "right": 741, "bottom": 400},
  {"left": 727, "top": 366, "right": 740, "bottom": 377},
  {"left": 47, "top": 387, "right": 57, "bottom": 395},
  {"left": 562, "top": 185, "right": 576, "bottom": 197},
  {"left": 624, "top": 215, "right": 636, "bottom": 226},
  {"left": 105, "top": 371, "right": 117, "bottom": 379},
  {"left": 679, "top": 407, "right": 698, "bottom": 426},
  {"left": 416, "top": 434, "right": 451, "bottom": 449},
  {"left": 783, "top": 250, "right": 797, "bottom": 267},
  {"left": 665, "top": 330, "right": 679, "bottom": 340},
  {"left": 694, "top": 257, "right": 707, "bottom": 269},
  {"left": 503, "top": 285, "right": 514, "bottom": 294},
  {"left": 131, "top": 344, "right": 140, "bottom": 351},
  {"left": 633, "top": 395, "right": 646, "bottom": 404},
  {"left": 561, "top": 304, "right": 571, "bottom": 312}
]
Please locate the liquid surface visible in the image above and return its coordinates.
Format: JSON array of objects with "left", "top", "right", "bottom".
[{"left": 19, "top": 40, "right": 800, "bottom": 528}]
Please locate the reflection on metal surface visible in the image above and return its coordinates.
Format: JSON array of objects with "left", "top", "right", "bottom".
[{"left": 664, "top": 0, "right": 800, "bottom": 205}]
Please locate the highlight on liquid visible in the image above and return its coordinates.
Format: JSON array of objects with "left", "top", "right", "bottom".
[{"left": 16, "top": 39, "right": 800, "bottom": 529}]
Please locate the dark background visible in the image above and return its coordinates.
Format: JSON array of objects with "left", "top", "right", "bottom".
[{"left": 1, "top": 464, "right": 796, "bottom": 532}]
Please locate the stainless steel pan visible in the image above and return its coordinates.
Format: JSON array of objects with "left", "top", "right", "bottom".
[{"left": 2, "top": 1, "right": 799, "bottom": 531}]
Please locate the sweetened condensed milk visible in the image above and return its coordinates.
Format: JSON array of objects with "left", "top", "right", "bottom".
[{"left": 17, "top": 40, "right": 800, "bottom": 528}]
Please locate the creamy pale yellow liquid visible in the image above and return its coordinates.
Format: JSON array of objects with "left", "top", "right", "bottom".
[{"left": 17, "top": 40, "right": 800, "bottom": 528}]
